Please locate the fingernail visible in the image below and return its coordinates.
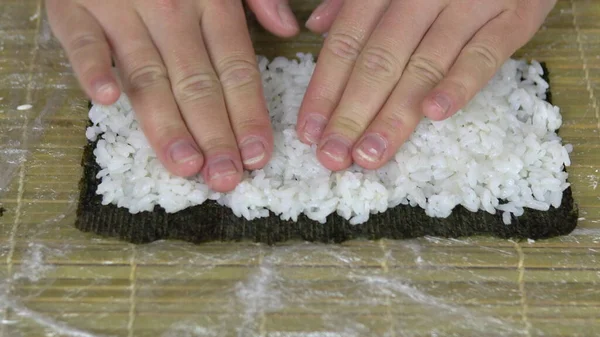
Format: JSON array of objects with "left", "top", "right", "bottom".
[
  {"left": 432, "top": 94, "right": 451, "bottom": 116},
  {"left": 169, "top": 141, "right": 202, "bottom": 164},
  {"left": 277, "top": 3, "right": 297, "bottom": 29},
  {"left": 303, "top": 114, "right": 327, "bottom": 144},
  {"left": 321, "top": 135, "right": 351, "bottom": 163},
  {"left": 356, "top": 134, "right": 387, "bottom": 163},
  {"left": 240, "top": 137, "right": 266, "bottom": 166},
  {"left": 207, "top": 157, "right": 239, "bottom": 181},
  {"left": 306, "top": 0, "right": 330, "bottom": 27}
]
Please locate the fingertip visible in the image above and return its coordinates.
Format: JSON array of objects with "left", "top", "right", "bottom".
[
  {"left": 305, "top": 0, "right": 343, "bottom": 35},
  {"left": 317, "top": 135, "right": 353, "bottom": 171},
  {"left": 240, "top": 136, "right": 272, "bottom": 170},
  {"left": 93, "top": 80, "right": 121, "bottom": 105},
  {"left": 305, "top": 19, "right": 327, "bottom": 34},
  {"left": 165, "top": 140, "right": 205, "bottom": 177},
  {"left": 298, "top": 135, "right": 316, "bottom": 146},
  {"left": 172, "top": 157, "right": 205, "bottom": 178},
  {"left": 352, "top": 133, "right": 388, "bottom": 170},
  {"left": 352, "top": 144, "right": 396, "bottom": 171},
  {"left": 295, "top": 117, "right": 311, "bottom": 144},
  {"left": 260, "top": 19, "right": 299, "bottom": 38},
  {"left": 422, "top": 92, "right": 453, "bottom": 121},
  {"left": 276, "top": 2, "right": 300, "bottom": 36},
  {"left": 202, "top": 156, "right": 243, "bottom": 193},
  {"left": 246, "top": 0, "right": 299, "bottom": 38},
  {"left": 207, "top": 174, "right": 243, "bottom": 193},
  {"left": 297, "top": 113, "right": 327, "bottom": 145},
  {"left": 317, "top": 152, "right": 353, "bottom": 172},
  {"left": 277, "top": 27, "right": 301, "bottom": 38},
  {"left": 352, "top": 155, "right": 384, "bottom": 171}
]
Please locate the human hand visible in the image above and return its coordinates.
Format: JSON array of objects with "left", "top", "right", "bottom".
[
  {"left": 298, "top": 0, "right": 556, "bottom": 171},
  {"left": 46, "top": 0, "right": 299, "bottom": 192}
]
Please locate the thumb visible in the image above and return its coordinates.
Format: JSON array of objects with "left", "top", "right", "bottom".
[{"left": 245, "top": 0, "right": 299, "bottom": 38}]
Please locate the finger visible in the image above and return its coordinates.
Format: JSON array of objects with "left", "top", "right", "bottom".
[
  {"left": 317, "top": 0, "right": 442, "bottom": 171},
  {"left": 91, "top": 6, "right": 205, "bottom": 179},
  {"left": 138, "top": 2, "right": 243, "bottom": 192},
  {"left": 305, "top": 0, "right": 345, "bottom": 34},
  {"left": 46, "top": 1, "right": 119, "bottom": 105},
  {"left": 245, "top": 0, "right": 299, "bottom": 38},
  {"left": 423, "top": 11, "right": 538, "bottom": 121},
  {"left": 203, "top": 1, "right": 274, "bottom": 170},
  {"left": 351, "top": 4, "right": 500, "bottom": 169},
  {"left": 296, "top": 0, "right": 389, "bottom": 152}
]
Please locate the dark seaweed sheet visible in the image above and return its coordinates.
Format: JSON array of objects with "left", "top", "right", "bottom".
[{"left": 74, "top": 63, "right": 578, "bottom": 245}]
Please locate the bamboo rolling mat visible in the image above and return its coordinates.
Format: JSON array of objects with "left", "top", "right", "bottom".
[{"left": 0, "top": 0, "right": 599, "bottom": 336}]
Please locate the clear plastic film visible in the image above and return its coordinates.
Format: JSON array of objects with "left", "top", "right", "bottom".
[{"left": 2, "top": 1, "right": 600, "bottom": 337}]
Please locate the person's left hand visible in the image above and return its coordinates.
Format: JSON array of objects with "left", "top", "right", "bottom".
[{"left": 297, "top": 0, "right": 556, "bottom": 171}]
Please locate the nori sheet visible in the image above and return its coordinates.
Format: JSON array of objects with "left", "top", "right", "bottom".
[
  {"left": 74, "top": 63, "right": 579, "bottom": 245},
  {"left": 0, "top": 206, "right": 5, "bottom": 218}
]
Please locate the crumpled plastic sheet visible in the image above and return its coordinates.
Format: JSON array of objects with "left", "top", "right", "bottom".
[
  {"left": 1, "top": 231, "right": 599, "bottom": 337},
  {"left": 0, "top": 240, "right": 524, "bottom": 337},
  {"left": 1, "top": 11, "right": 600, "bottom": 337}
]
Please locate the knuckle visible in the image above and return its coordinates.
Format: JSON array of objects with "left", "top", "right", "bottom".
[
  {"left": 79, "top": 62, "right": 106, "bottom": 82},
  {"left": 326, "top": 31, "right": 363, "bottom": 62},
  {"left": 173, "top": 72, "right": 221, "bottom": 104},
  {"left": 445, "top": 78, "right": 469, "bottom": 104},
  {"left": 152, "top": 0, "right": 180, "bottom": 13},
  {"left": 202, "top": 135, "right": 236, "bottom": 152},
  {"left": 232, "top": 117, "right": 271, "bottom": 135},
  {"left": 379, "top": 112, "right": 405, "bottom": 133},
  {"left": 359, "top": 46, "right": 399, "bottom": 81},
  {"left": 67, "top": 34, "right": 104, "bottom": 55},
  {"left": 208, "top": 0, "right": 239, "bottom": 12},
  {"left": 332, "top": 114, "right": 364, "bottom": 136},
  {"left": 508, "top": 10, "right": 537, "bottom": 36},
  {"left": 217, "top": 58, "right": 260, "bottom": 90},
  {"left": 405, "top": 54, "right": 446, "bottom": 86},
  {"left": 127, "top": 64, "right": 169, "bottom": 93},
  {"left": 309, "top": 85, "right": 339, "bottom": 110},
  {"left": 464, "top": 43, "right": 501, "bottom": 71},
  {"left": 153, "top": 123, "right": 186, "bottom": 143}
]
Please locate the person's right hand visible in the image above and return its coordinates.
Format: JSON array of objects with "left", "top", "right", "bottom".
[{"left": 46, "top": 0, "right": 299, "bottom": 192}]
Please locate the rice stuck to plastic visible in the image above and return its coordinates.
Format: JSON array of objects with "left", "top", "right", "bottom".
[{"left": 86, "top": 54, "right": 572, "bottom": 225}]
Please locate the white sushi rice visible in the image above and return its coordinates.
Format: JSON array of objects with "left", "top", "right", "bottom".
[{"left": 86, "top": 53, "right": 572, "bottom": 225}]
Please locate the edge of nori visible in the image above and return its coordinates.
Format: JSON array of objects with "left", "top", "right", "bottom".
[
  {"left": 0, "top": 206, "right": 5, "bottom": 218},
  {"left": 74, "top": 62, "right": 579, "bottom": 245}
]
